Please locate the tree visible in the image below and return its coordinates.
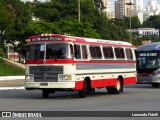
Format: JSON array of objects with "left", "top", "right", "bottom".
[
  {"left": 0, "top": 3, "right": 15, "bottom": 48},
  {"left": 56, "top": 17, "right": 100, "bottom": 38},
  {"left": 124, "top": 16, "right": 141, "bottom": 29},
  {"left": 143, "top": 15, "right": 160, "bottom": 29},
  {"left": 32, "top": 0, "right": 130, "bottom": 42},
  {"left": 1, "top": 0, "right": 32, "bottom": 44}
]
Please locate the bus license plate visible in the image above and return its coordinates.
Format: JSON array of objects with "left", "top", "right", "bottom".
[{"left": 40, "top": 83, "right": 48, "bottom": 86}]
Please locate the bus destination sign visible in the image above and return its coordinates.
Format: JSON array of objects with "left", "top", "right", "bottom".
[
  {"left": 31, "top": 36, "right": 63, "bottom": 42},
  {"left": 139, "top": 52, "right": 157, "bottom": 57}
]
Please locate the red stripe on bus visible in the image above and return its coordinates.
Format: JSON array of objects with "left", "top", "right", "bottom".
[
  {"left": 74, "top": 77, "right": 136, "bottom": 90},
  {"left": 26, "top": 59, "right": 136, "bottom": 64},
  {"left": 25, "top": 59, "right": 74, "bottom": 64}
]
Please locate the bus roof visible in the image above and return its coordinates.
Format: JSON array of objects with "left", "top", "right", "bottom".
[
  {"left": 28, "top": 34, "right": 132, "bottom": 46},
  {"left": 136, "top": 42, "right": 160, "bottom": 51}
]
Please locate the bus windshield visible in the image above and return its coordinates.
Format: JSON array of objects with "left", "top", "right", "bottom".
[
  {"left": 137, "top": 57, "right": 160, "bottom": 70},
  {"left": 26, "top": 43, "right": 71, "bottom": 60}
]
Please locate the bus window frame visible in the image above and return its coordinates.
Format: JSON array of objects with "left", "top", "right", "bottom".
[
  {"left": 102, "top": 46, "right": 114, "bottom": 59},
  {"left": 114, "top": 47, "right": 125, "bottom": 60},
  {"left": 89, "top": 45, "right": 102, "bottom": 60},
  {"left": 125, "top": 48, "right": 134, "bottom": 60}
]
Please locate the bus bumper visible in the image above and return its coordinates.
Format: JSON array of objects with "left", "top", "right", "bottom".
[
  {"left": 137, "top": 75, "right": 160, "bottom": 84},
  {"left": 24, "top": 81, "right": 76, "bottom": 89}
]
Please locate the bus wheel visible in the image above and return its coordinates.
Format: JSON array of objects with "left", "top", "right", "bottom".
[
  {"left": 78, "top": 80, "right": 87, "bottom": 98},
  {"left": 151, "top": 83, "right": 159, "bottom": 88},
  {"left": 42, "top": 89, "right": 49, "bottom": 98},
  {"left": 107, "top": 78, "right": 123, "bottom": 94}
]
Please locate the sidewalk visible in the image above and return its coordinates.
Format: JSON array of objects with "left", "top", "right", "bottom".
[
  {"left": 0, "top": 58, "right": 25, "bottom": 90},
  {"left": 0, "top": 76, "right": 25, "bottom": 90}
]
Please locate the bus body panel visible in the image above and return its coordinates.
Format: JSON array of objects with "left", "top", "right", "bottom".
[{"left": 24, "top": 34, "right": 136, "bottom": 96}]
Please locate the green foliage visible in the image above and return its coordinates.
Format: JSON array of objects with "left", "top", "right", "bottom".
[
  {"left": 0, "top": 62, "right": 25, "bottom": 76},
  {"left": 0, "top": 0, "right": 32, "bottom": 44},
  {"left": 124, "top": 16, "right": 141, "bottom": 29},
  {"left": 143, "top": 15, "right": 160, "bottom": 29},
  {"left": 0, "top": 49, "right": 4, "bottom": 63},
  {"left": 0, "top": 0, "right": 137, "bottom": 58},
  {"left": 24, "top": 21, "right": 60, "bottom": 36},
  {"left": 56, "top": 18, "right": 100, "bottom": 38},
  {"left": 33, "top": 0, "right": 129, "bottom": 41},
  {"left": 0, "top": 3, "right": 15, "bottom": 48}
]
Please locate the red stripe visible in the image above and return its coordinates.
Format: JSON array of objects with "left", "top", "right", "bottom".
[
  {"left": 26, "top": 59, "right": 74, "bottom": 64},
  {"left": 123, "top": 77, "right": 137, "bottom": 84},
  {"left": 26, "top": 59, "right": 136, "bottom": 64},
  {"left": 74, "top": 77, "right": 136, "bottom": 90}
]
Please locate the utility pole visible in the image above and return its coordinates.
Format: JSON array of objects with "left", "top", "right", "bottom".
[
  {"left": 78, "top": 0, "right": 80, "bottom": 22},
  {"left": 125, "top": 1, "right": 134, "bottom": 44}
]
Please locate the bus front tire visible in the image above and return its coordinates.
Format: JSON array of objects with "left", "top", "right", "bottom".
[
  {"left": 107, "top": 78, "right": 123, "bottom": 94},
  {"left": 42, "top": 89, "right": 55, "bottom": 98},
  {"left": 42, "top": 90, "right": 49, "bottom": 98},
  {"left": 78, "top": 80, "right": 87, "bottom": 98}
]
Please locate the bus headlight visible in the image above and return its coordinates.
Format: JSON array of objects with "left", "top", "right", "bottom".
[
  {"left": 25, "top": 74, "right": 34, "bottom": 81},
  {"left": 58, "top": 74, "right": 72, "bottom": 81}
]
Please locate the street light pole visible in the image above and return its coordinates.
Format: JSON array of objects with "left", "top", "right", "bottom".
[
  {"left": 125, "top": 1, "right": 134, "bottom": 44},
  {"left": 78, "top": 0, "right": 80, "bottom": 22}
]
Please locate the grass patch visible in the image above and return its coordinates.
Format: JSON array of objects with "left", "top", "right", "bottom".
[{"left": 0, "top": 61, "right": 25, "bottom": 76}]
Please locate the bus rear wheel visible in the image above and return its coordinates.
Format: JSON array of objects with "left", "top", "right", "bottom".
[{"left": 107, "top": 78, "right": 123, "bottom": 94}]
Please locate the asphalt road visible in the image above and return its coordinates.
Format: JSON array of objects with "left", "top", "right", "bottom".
[{"left": 0, "top": 84, "right": 160, "bottom": 119}]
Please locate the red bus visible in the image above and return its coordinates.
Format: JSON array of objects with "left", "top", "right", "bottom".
[{"left": 25, "top": 34, "right": 136, "bottom": 98}]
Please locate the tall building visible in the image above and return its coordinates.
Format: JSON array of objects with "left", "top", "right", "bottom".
[
  {"left": 132, "top": 0, "right": 143, "bottom": 13},
  {"left": 143, "top": 0, "right": 160, "bottom": 21},
  {"left": 102, "top": 0, "right": 114, "bottom": 19},
  {"left": 115, "top": 0, "right": 144, "bottom": 23},
  {"left": 132, "top": 0, "right": 143, "bottom": 24},
  {"left": 147, "top": 0, "right": 158, "bottom": 11},
  {"left": 115, "top": 0, "right": 133, "bottom": 19}
]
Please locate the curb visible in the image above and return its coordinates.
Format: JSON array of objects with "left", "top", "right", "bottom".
[
  {"left": 0, "top": 76, "right": 25, "bottom": 90},
  {"left": 0, "top": 76, "right": 25, "bottom": 81},
  {"left": 0, "top": 87, "right": 25, "bottom": 90}
]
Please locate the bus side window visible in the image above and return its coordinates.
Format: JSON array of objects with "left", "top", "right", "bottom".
[
  {"left": 115, "top": 47, "right": 125, "bottom": 59},
  {"left": 82, "top": 45, "right": 88, "bottom": 59},
  {"left": 103, "top": 46, "right": 114, "bottom": 59},
  {"left": 126, "top": 48, "right": 133, "bottom": 60},
  {"left": 74, "top": 44, "right": 81, "bottom": 59},
  {"left": 89, "top": 45, "right": 102, "bottom": 59}
]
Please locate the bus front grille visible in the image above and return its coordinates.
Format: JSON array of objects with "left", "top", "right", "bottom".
[{"left": 29, "top": 66, "right": 63, "bottom": 82}]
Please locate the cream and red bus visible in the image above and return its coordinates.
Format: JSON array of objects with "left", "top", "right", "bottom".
[{"left": 25, "top": 34, "right": 136, "bottom": 98}]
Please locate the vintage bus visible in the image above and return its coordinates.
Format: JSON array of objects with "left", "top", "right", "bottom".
[
  {"left": 25, "top": 34, "right": 136, "bottom": 98},
  {"left": 136, "top": 42, "right": 160, "bottom": 87}
]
